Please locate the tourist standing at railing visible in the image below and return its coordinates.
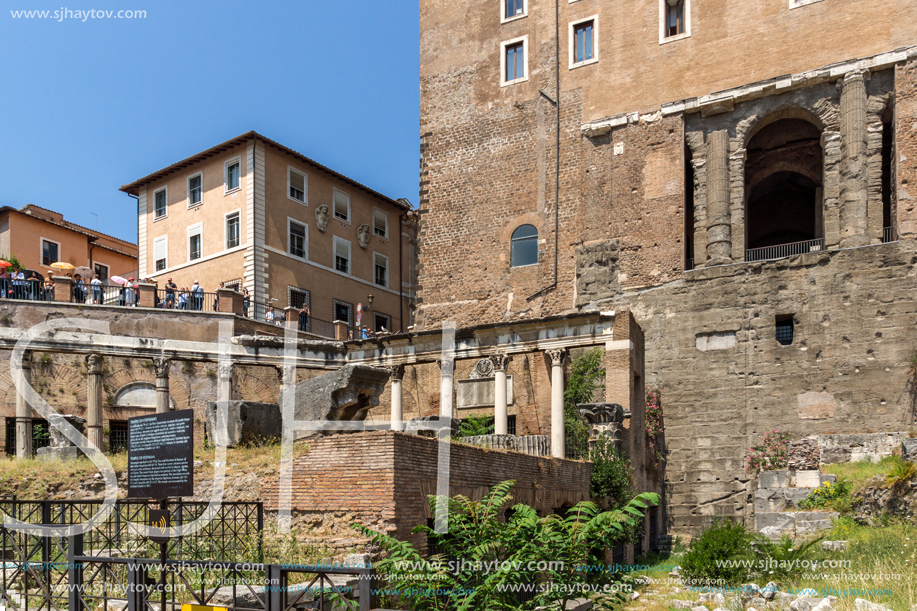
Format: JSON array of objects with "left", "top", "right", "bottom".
[
  {"left": 45, "top": 278, "right": 54, "bottom": 301},
  {"left": 91, "top": 275, "right": 103, "bottom": 304},
  {"left": 73, "top": 274, "right": 86, "bottom": 303},
  {"left": 11, "top": 268, "right": 24, "bottom": 299},
  {"left": 28, "top": 272, "right": 41, "bottom": 300},
  {"left": 164, "top": 278, "right": 177, "bottom": 309},
  {"left": 0, "top": 268, "right": 9, "bottom": 299},
  {"left": 265, "top": 305, "right": 279, "bottom": 325},
  {"left": 213, "top": 282, "right": 225, "bottom": 311},
  {"left": 123, "top": 278, "right": 136, "bottom": 307},
  {"left": 191, "top": 281, "right": 204, "bottom": 311},
  {"left": 177, "top": 288, "right": 189, "bottom": 310},
  {"left": 242, "top": 288, "right": 251, "bottom": 317},
  {"left": 298, "top": 303, "right": 311, "bottom": 332}
]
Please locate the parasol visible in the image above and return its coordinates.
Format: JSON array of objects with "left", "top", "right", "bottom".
[
  {"left": 74, "top": 266, "right": 94, "bottom": 279},
  {"left": 50, "top": 262, "right": 75, "bottom": 272},
  {"left": 0, "top": 261, "right": 11, "bottom": 268},
  {"left": 109, "top": 276, "right": 129, "bottom": 286}
]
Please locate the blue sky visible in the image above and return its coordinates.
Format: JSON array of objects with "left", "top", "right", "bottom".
[{"left": 0, "top": 0, "right": 420, "bottom": 243}]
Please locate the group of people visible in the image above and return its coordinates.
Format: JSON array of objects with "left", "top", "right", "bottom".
[
  {"left": 0, "top": 267, "right": 48, "bottom": 300},
  {"left": 160, "top": 279, "right": 207, "bottom": 311}
]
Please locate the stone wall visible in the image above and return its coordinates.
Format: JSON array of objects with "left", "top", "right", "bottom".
[{"left": 264, "top": 430, "right": 592, "bottom": 553}]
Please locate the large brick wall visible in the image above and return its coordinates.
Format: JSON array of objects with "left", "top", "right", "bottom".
[{"left": 265, "top": 431, "right": 592, "bottom": 553}]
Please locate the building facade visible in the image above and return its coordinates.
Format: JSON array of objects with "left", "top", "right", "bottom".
[
  {"left": 417, "top": 0, "right": 917, "bottom": 531},
  {"left": 0, "top": 205, "right": 137, "bottom": 280},
  {"left": 122, "top": 132, "right": 419, "bottom": 333}
]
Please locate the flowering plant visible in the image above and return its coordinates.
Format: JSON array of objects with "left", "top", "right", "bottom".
[
  {"left": 746, "top": 430, "right": 792, "bottom": 472},
  {"left": 645, "top": 388, "right": 664, "bottom": 461}
]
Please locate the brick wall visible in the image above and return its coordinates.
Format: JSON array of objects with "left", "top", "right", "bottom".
[{"left": 264, "top": 431, "right": 592, "bottom": 553}]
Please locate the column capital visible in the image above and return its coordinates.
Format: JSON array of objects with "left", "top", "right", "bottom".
[
  {"left": 388, "top": 364, "right": 405, "bottom": 381},
  {"left": 218, "top": 361, "right": 234, "bottom": 381},
  {"left": 546, "top": 348, "right": 566, "bottom": 366},
  {"left": 86, "top": 353, "right": 103, "bottom": 374},
  {"left": 152, "top": 357, "right": 171, "bottom": 378},
  {"left": 489, "top": 354, "right": 510, "bottom": 372}
]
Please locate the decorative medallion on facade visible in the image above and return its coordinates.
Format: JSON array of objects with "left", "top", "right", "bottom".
[
  {"left": 470, "top": 358, "right": 495, "bottom": 379},
  {"left": 357, "top": 223, "right": 371, "bottom": 248},
  {"left": 314, "top": 205, "right": 330, "bottom": 232}
]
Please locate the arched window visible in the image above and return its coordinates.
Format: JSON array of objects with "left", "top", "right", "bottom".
[{"left": 511, "top": 225, "right": 538, "bottom": 267}]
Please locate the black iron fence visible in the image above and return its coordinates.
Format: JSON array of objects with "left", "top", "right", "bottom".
[
  {"left": 0, "top": 280, "right": 55, "bottom": 302},
  {"left": 745, "top": 237, "right": 825, "bottom": 262},
  {"left": 155, "top": 289, "right": 219, "bottom": 312}
]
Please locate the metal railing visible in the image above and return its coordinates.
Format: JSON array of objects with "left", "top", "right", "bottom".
[
  {"left": 745, "top": 238, "right": 824, "bottom": 262},
  {"left": 156, "top": 289, "right": 219, "bottom": 312},
  {"left": 883, "top": 226, "right": 897, "bottom": 243},
  {"left": 0, "top": 280, "right": 55, "bottom": 301}
]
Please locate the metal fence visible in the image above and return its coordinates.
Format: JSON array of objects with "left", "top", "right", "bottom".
[
  {"left": 0, "top": 280, "right": 55, "bottom": 302},
  {"left": 155, "top": 289, "right": 218, "bottom": 312},
  {"left": 883, "top": 226, "right": 897, "bottom": 243},
  {"left": 745, "top": 238, "right": 825, "bottom": 262}
]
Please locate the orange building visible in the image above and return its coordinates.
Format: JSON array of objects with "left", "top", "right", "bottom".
[{"left": 0, "top": 204, "right": 138, "bottom": 280}]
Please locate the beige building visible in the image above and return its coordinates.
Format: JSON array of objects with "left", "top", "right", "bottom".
[
  {"left": 121, "top": 132, "right": 418, "bottom": 334},
  {"left": 0, "top": 204, "right": 137, "bottom": 280}
]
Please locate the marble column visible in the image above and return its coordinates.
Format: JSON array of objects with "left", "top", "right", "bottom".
[
  {"left": 547, "top": 348, "right": 566, "bottom": 459},
  {"left": 438, "top": 359, "right": 454, "bottom": 420},
  {"left": 840, "top": 69, "right": 869, "bottom": 248},
  {"left": 218, "top": 362, "right": 233, "bottom": 404},
  {"left": 389, "top": 364, "right": 405, "bottom": 431},
  {"left": 153, "top": 357, "right": 171, "bottom": 413},
  {"left": 15, "top": 352, "right": 33, "bottom": 459},
  {"left": 490, "top": 354, "right": 510, "bottom": 435},
  {"left": 86, "top": 353, "right": 104, "bottom": 450}
]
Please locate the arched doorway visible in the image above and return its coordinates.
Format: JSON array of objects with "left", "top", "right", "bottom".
[{"left": 745, "top": 118, "right": 824, "bottom": 259}]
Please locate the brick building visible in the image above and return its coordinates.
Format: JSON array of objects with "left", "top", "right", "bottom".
[
  {"left": 121, "top": 132, "right": 419, "bottom": 334},
  {"left": 417, "top": 0, "right": 917, "bottom": 531}
]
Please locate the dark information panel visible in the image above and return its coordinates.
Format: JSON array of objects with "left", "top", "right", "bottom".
[{"left": 127, "top": 410, "right": 194, "bottom": 498}]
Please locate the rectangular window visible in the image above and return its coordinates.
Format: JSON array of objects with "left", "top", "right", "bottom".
[
  {"left": 289, "top": 168, "right": 307, "bottom": 203},
  {"left": 226, "top": 212, "right": 241, "bottom": 249},
  {"left": 504, "top": 0, "right": 525, "bottom": 20},
  {"left": 225, "top": 158, "right": 241, "bottom": 192},
  {"left": 288, "top": 286, "right": 311, "bottom": 309},
  {"left": 505, "top": 41, "right": 525, "bottom": 83},
  {"left": 153, "top": 236, "right": 168, "bottom": 272},
  {"left": 660, "top": 0, "right": 690, "bottom": 42},
  {"left": 41, "top": 239, "right": 60, "bottom": 266},
  {"left": 373, "top": 209, "right": 389, "bottom": 238},
  {"left": 334, "top": 237, "right": 351, "bottom": 274},
  {"left": 333, "top": 189, "right": 351, "bottom": 222},
  {"left": 109, "top": 421, "right": 129, "bottom": 454},
  {"left": 373, "top": 253, "right": 389, "bottom": 288},
  {"left": 776, "top": 316, "right": 794, "bottom": 346},
  {"left": 154, "top": 187, "right": 167, "bottom": 219},
  {"left": 374, "top": 311, "right": 392, "bottom": 333},
  {"left": 188, "top": 224, "right": 202, "bottom": 261},
  {"left": 188, "top": 173, "right": 203, "bottom": 207},
  {"left": 93, "top": 263, "right": 109, "bottom": 282},
  {"left": 572, "top": 19, "right": 596, "bottom": 66},
  {"left": 289, "top": 220, "right": 307, "bottom": 259},
  {"left": 333, "top": 299, "right": 353, "bottom": 328}
]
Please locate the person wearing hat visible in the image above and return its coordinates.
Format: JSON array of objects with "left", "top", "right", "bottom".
[
  {"left": 164, "top": 278, "right": 177, "bottom": 308},
  {"left": 191, "top": 280, "right": 203, "bottom": 311},
  {"left": 124, "top": 277, "right": 137, "bottom": 306}
]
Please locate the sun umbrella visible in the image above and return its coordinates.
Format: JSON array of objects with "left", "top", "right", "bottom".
[
  {"left": 0, "top": 261, "right": 11, "bottom": 268},
  {"left": 74, "top": 266, "right": 93, "bottom": 278},
  {"left": 50, "top": 262, "right": 75, "bottom": 272},
  {"left": 109, "top": 276, "right": 128, "bottom": 286}
]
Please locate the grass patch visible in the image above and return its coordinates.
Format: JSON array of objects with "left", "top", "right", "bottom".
[{"left": 821, "top": 457, "right": 901, "bottom": 493}]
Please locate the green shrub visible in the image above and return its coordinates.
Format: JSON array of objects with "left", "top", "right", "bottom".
[
  {"left": 885, "top": 456, "right": 916, "bottom": 491},
  {"left": 589, "top": 433, "right": 634, "bottom": 508},
  {"left": 680, "top": 519, "right": 755, "bottom": 585},
  {"left": 749, "top": 534, "right": 823, "bottom": 581},
  {"left": 341, "top": 480, "right": 659, "bottom": 611},
  {"left": 457, "top": 414, "right": 494, "bottom": 438},
  {"left": 798, "top": 479, "right": 851, "bottom": 512}
]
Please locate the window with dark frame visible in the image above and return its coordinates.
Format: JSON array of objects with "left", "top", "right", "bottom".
[
  {"left": 574, "top": 20, "right": 595, "bottom": 64},
  {"left": 226, "top": 161, "right": 241, "bottom": 191},
  {"left": 154, "top": 188, "right": 167, "bottom": 218},
  {"left": 154, "top": 237, "right": 167, "bottom": 272},
  {"left": 665, "top": 0, "right": 686, "bottom": 37},
  {"left": 373, "top": 209, "right": 388, "bottom": 238},
  {"left": 289, "top": 221, "right": 306, "bottom": 259},
  {"left": 333, "top": 299, "right": 353, "bottom": 328},
  {"left": 335, "top": 240, "right": 350, "bottom": 274},
  {"left": 188, "top": 174, "right": 202, "bottom": 206},
  {"left": 41, "top": 240, "right": 59, "bottom": 266},
  {"left": 505, "top": 0, "right": 524, "bottom": 19},
  {"left": 374, "top": 311, "right": 392, "bottom": 333},
  {"left": 289, "top": 169, "right": 306, "bottom": 203},
  {"left": 109, "top": 420, "right": 129, "bottom": 454},
  {"left": 226, "top": 212, "right": 241, "bottom": 249},
  {"left": 510, "top": 224, "right": 538, "bottom": 267},
  {"left": 505, "top": 42, "right": 524, "bottom": 82},
  {"left": 776, "top": 316, "right": 795, "bottom": 346},
  {"left": 288, "top": 286, "right": 311, "bottom": 310},
  {"left": 93, "top": 263, "right": 109, "bottom": 283},
  {"left": 374, "top": 254, "right": 388, "bottom": 287},
  {"left": 189, "top": 232, "right": 202, "bottom": 261},
  {"left": 333, "top": 190, "right": 350, "bottom": 222}
]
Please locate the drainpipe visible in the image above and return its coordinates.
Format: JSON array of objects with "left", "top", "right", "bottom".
[
  {"left": 399, "top": 210, "right": 405, "bottom": 332},
  {"left": 129, "top": 193, "right": 139, "bottom": 274},
  {"left": 527, "top": 0, "right": 561, "bottom": 301}
]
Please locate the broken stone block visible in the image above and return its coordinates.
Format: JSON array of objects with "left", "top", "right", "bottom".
[
  {"left": 821, "top": 540, "right": 847, "bottom": 552},
  {"left": 293, "top": 364, "right": 391, "bottom": 432},
  {"left": 755, "top": 512, "right": 795, "bottom": 537},
  {"left": 669, "top": 601, "right": 694, "bottom": 610},
  {"left": 794, "top": 470, "right": 823, "bottom": 488},
  {"left": 205, "top": 401, "right": 281, "bottom": 447},
  {"left": 902, "top": 438, "right": 917, "bottom": 462},
  {"left": 820, "top": 473, "right": 837, "bottom": 485},
  {"left": 758, "top": 470, "right": 789, "bottom": 489},
  {"left": 760, "top": 582, "right": 779, "bottom": 600},
  {"left": 854, "top": 600, "right": 893, "bottom": 611},
  {"left": 795, "top": 512, "right": 838, "bottom": 536},
  {"left": 790, "top": 596, "right": 823, "bottom": 611}
]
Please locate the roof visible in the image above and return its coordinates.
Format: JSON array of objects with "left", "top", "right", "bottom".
[
  {"left": 18, "top": 204, "right": 137, "bottom": 249},
  {"left": 119, "top": 131, "right": 413, "bottom": 210},
  {"left": 0, "top": 206, "right": 138, "bottom": 259}
]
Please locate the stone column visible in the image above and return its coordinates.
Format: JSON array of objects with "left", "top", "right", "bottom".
[
  {"left": 86, "top": 353, "right": 104, "bottom": 450},
  {"left": 705, "top": 130, "right": 732, "bottom": 265},
  {"left": 153, "top": 357, "right": 171, "bottom": 413},
  {"left": 547, "top": 348, "right": 566, "bottom": 459},
  {"left": 490, "top": 354, "right": 510, "bottom": 435},
  {"left": 389, "top": 364, "right": 405, "bottom": 432},
  {"left": 438, "top": 359, "right": 454, "bottom": 420},
  {"left": 15, "top": 353, "right": 33, "bottom": 459},
  {"left": 840, "top": 70, "right": 869, "bottom": 248}
]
